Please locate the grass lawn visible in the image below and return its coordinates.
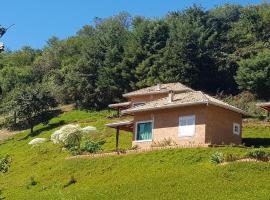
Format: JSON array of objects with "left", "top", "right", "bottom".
[{"left": 0, "top": 110, "right": 270, "bottom": 199}]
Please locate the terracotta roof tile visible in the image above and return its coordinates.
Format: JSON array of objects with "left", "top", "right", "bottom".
[
  {"left": 123, "top": 91, "right": 248, "bottom": 115},
  {"left": 123, "top": 83, "right": 192, "bottom": 97}
]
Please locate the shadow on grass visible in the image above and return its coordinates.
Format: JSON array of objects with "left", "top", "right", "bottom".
[
  {"left": 10, "top": 109, "right": 63, "bottom": 131},
  {"left": 242, "top": 138, "right": 270, "bottom": 147},
  {"left": 19, "top": 120, "right": 65, "bottom": 140}
]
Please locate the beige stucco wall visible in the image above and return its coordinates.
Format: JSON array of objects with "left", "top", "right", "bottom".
[
  {"left": 132, "top": 105, "right": 207, "bottom": 148},
  {"left": 205, "top": 105, "right": 242, "bottom": 145},
  {"left": 131, "top": 104, "right": 243, "bottom": 148}
]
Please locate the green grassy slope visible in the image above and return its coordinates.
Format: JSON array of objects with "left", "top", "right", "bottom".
[{"left": 0, "top": 110, "right": 270, "bottom": 199}]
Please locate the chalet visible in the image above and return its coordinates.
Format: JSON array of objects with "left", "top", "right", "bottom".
[{"left": 107, "top": 83, "right": 248, "bottom": 149}]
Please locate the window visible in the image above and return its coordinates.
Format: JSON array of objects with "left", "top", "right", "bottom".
[
  {"left": 179, "top": 115, "right": 196, "bottom": 137},
  {"left": 136, "top": 121, "right": 152, "bottom": 141},
  {"left": 233, "top": 123, "right": 240, "bottom": 135}
]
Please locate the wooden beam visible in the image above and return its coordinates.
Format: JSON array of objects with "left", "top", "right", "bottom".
[{"left": 116, "top": 127, "right": 120, "bottom": 154}]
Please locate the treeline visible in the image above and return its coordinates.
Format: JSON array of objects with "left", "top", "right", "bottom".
[{"left": 0, "top": 3, "right": 270, "bottom": 112}]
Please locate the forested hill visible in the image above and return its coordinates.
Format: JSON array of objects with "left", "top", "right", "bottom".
[{"left": 0, "top": 3, "right": 270, "bottom": 110}]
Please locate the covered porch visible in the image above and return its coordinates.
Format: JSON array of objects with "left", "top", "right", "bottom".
[
  {"left": 106, "top": 120, "right": 134, "bottom": 153},
  {"left": 257, "top": 102, "right": 270, "bottom": 117}
]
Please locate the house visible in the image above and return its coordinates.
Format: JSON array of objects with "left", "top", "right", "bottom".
[
  {"left": 256, "top": 102, "right": 270, "bottom": 117},
  {"left": 106, "top": 83, "right": 248, "bottom": 149}
]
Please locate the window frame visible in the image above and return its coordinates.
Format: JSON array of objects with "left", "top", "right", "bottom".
[
  {"left": 135, "top": 120, "right": 153, "bottom": 142},
  {"left": 233, "top": 123, "right": 241, "bottom": 135},
  {"left": 178, "top": 115, "right": 196, "bottom": 138}
]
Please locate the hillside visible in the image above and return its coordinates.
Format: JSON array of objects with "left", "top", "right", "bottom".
[{"left": 0, "top": 110, "right": 270, "bottom": 199}]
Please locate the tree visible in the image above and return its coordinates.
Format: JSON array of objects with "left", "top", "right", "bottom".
[
  {"left": 15, "top": 85, "right": 58, "bottom": 134},
  {"left": 236, "top": 49, "right": 270, "bottom": 99}
]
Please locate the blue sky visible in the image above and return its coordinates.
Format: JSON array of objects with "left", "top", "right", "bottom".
[{"left": 1, "top": 0, "right": 267, "bottom": 50}]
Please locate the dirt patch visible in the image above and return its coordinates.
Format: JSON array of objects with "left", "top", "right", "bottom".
[
  {"left": 0, "top": 129, "right": 20, "bottom": 141},
  {"left": 59, "top": 104, "right": 75, "bottom": 113}
]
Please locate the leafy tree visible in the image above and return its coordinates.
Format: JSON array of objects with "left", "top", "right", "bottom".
[
  {"left": 15, "top": 85, "right": 58, "bottom": 134},
  {"left": 236, "top": 49, "right": 270, "bottom": 99}
]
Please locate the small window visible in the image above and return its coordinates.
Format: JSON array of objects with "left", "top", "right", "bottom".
[
  {"left": 136, "top": 121, "right": 152, "bottom": 141},
  {"left": 233, "top": 123, "right": 240, "bottom": 135},
  {"left": 179, "top": 115, "right": 196, "bottom": 137}
]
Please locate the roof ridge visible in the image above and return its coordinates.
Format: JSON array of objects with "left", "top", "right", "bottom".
[{"left": 197, "top": 91, "right": 209, "bottom": 103}]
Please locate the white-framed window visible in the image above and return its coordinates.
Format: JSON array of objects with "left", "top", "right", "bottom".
[
  {"left": 233, "top": 123, "right": 240, "bottom": 135},
  {"left": 135, "top": 121, "right": 153, "bottom": 141},
  {"left": 179, "top": 115, "right": 196, "bottom": 137}
]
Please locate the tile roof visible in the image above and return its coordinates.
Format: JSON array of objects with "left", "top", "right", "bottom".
[
  {"left": 122, "top": 91, "right": 249, "bottom": 116},
  {"left": 123, "top": 83, "right": 192, "bottom": 97}
]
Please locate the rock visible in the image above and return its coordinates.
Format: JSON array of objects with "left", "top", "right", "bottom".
[
  {"left": 28, "top": 138, "right": 47, "bottom": 145},
  {"left": 82, "top": 126, "right": 97, "bottom": 133}
]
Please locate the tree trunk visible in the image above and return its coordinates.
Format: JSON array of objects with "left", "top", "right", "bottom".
[
  {"left": 28, "top": 118, "right": 33, "bottom": 135},
  {"left": 14, "top": 111, "right": 17, "bottom": 124}
]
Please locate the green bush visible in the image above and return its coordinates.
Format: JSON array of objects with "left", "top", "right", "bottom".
[
  {"left": 63, "top": 176, "right": 77, "bottom": 188},
  {"left": 27, "top": 177, "right": 38, "bottom": 189},
  {"left": 210, "top": 152, "right": 224, "bottom": 164},
  {"left": 218, "top": 92, "right": 264, "bottom": 118},
  {"left": 68, "top": 146, "right": 81, "bottom": 156},
  {"left": 245, "top": 149, "right": 269, "bottom": 161},
  {"left": 224, "top": 153, "right": 239, "bottom": 162},
  {"left": 81, "top": 140, "right": 104, "bottom": 153},
  {"left": 0, "top": 155, "right": 11, "bottom": 173}
]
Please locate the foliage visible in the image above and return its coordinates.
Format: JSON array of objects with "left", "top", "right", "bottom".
[
  {"left": 0, "top": 155, "right": 11, "bottom": 173},
  {"left": 224, "top": 153, "right": 240, "bottom": 162},
  {"left": 210, "top": 152, "right": 224, "bottom": 164},
  {"left": 68, "top": 146, "right": 81, "bottom": 156},
  {"left": 26, "top": 177, "right": 38, "bottom": 189},
  {"left": 63, "top": 176, "right": 77, "bottom": 188},
  {"left": 236, "top": 49, "right": 270, "bottom": 99},
  {"left": 81, "top": 140, "right": 104, "bottom": 153},
  {"left": 220, "top": 91, "right": 264, "bottom": 117},
  {"left": 14, "top": 84, "right": 58, "bottom": 133},
  {"left": 151, "top": 138, "right": 177, "bottom": 147},
  {"left": 245, "top": 149, "right": 270, "bottom": 161},
  {"left": 0, "top": 3, "right": 270, "bottom": 112}
]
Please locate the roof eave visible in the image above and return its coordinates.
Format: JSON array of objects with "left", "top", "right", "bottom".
[
  {"left": 122, "top": 101, "right": 208, "bottom": 114},
  {"left": 208, "top": 100, "right": 250, "bottom": 116}
]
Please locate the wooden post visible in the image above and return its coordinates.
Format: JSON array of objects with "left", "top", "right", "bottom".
[
  {"left": 116, "top": 127, "right": 120, "bottom": 154},
  {"left": 117, "top": 108, "right": 120, "bottom": 118}
]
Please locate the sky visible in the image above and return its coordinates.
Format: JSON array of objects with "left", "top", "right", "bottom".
[{"left": 1, "top": 0, "right": 268, "bottom": 50}]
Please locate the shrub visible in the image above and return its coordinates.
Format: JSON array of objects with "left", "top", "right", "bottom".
[
  {"left": 245, "top": 149, "right": 269, "bottom": 161},
  {"left": 151, "top": 138, "right": 177, "bottom": 147},
  {"left": 68, "top": 146, "right": 81, "bottom": 156},
  {"left": 51, "top": 124, "right": 97, "bottom": 149},
  {"left": 27, "top": 177, "right": 37, "bottom": 188},
  {"left": 0, "top": 155, "right": 11, "bottom": 173},
  {"left": 81, "top": 140, "right": 104, "bottom": 153},
  {"left": 217, "top": 91, "right": 264, "bottom": 117},
  {"left": 64, "top": 176, "right": 76, "bottom": 188},
  {"left": 224, "top": 153, "right": 239, "bottom": 162},
  {"left": 210, "top": 152, "right": 224, "bottom": 164}
]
